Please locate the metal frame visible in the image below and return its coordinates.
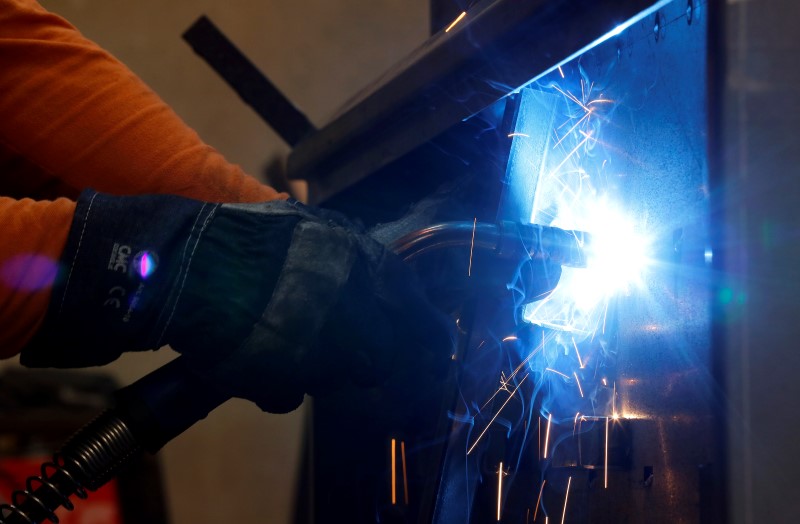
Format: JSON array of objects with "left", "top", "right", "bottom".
[{"left": 287, "top": 0, "right": 670, "bottom": 204}]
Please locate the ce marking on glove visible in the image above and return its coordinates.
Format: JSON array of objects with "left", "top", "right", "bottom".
[{"left": 104, "top": 286, "right": 127, "bottom": 309}]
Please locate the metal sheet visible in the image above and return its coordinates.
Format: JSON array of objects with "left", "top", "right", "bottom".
[
  {"left": 432, "top": 0, "right": 718, "bottom": 521},
  {"left": 287, "top": 0, "right": 678, "bottom": 204}
]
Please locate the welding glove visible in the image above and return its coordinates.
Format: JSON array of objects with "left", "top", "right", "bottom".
[{"left": 22, "top": 191, "right": 454, "bottom": 413}]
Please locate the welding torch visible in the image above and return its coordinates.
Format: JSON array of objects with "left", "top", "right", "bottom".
[{"left": 0, "top": 221, "right": 588, "bottom": 524}]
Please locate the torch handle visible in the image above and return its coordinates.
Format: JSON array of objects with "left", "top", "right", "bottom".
[{"left": 113, "top": 356, "right": 229, "bottom": 453}]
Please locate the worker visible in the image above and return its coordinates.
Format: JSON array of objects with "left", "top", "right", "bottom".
[{"left": 0, "top": 0, "right": 453, "bottom": 413}]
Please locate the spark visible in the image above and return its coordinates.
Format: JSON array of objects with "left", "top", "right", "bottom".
[
  {"left": 478, "top": 333, "right": 545, "bottom": 409},
  {"left": 571, "top": 338, "right": 584, "bottom": 368},
  {"left": 468, "top": 374, "right": 529, "bottom": 455},
  {"left": 391, "top": 438, "right": 397, "bottom": 504},
  {"left": 401, "top": 441, "right": 409, "bottom": 505},
  {"left": 481, "top": 372, "right": 512, "bottom": 410},
  {"left": 573, "top": 372, "right": 584, "bottom": 398},
  {"left": 543, "top": 413, "right": 552, "bottom": 459},
  {"left": 602, "top": 377, "right": 608, "bottom": 386},
  {"left": 546, "top": 367, "right": 569, "bottom": 380},
  {"left": 604, "top": 417, "right": 609, "bottom": 489},
  {"left": 558, "top": 65, "right": 565, "bottom": 78},
  {"left": 552, "top": 109, "right": 593, "bottom": 150},
  {"left": 509, "top": 132, "right": 530, "bottom": 138},
  {"left": 547, "top": 132, "right": 591, "bottom": 178},
  {"left": 468, "top": 217, "right": 477, "bottom": 276},
  {"left": 561, "top": 477, "right": 572, "bottom": 524},
  {"left": 533, "top": 480, "right": 546, "bottom": 521},
  {"left": 552, "top": 85, "right": 589, "bottom": 112},
  {"left": 445, "top": 11, "right": 466, "bottom": 32},
  {"left": 502, "top": 335, "right": 519, "bottom": 342},
  {"left": 573, "top": 412, "right": 581, "bottom": 435},
  {"left": 587, "top": 97, "right": 614, "bottom": 106},
  {"left": 497, "top": 462, "right": 504, "bottom": 521},
  {"left": 506, "top": 332, "right": 546, "bottom": 383},
  {"left": 613, "top": 381, "right": 617, "bottom": 417}
]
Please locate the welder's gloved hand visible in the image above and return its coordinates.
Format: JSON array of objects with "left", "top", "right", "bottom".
[{"left": 22, "top": 191, "right": 454, "bottom": 413}]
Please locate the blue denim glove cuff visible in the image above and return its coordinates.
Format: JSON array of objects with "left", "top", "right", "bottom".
[{"left": 21, "top": 190, "right": 217, "bottom": 367}]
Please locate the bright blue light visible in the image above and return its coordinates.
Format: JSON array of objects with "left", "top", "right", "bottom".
[
  {"left": 704, "top": 248, "right": 713, "bottom": 264},
  {"left": 525, "top": 200, "right": 651, "bottom": 335},
  {"left": 608, "top": 24, "right": 625, "bottom": 38}
]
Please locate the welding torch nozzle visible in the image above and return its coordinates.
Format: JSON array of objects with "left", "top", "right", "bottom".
[
  {"left": 498, "top": 221, "right": 590, "bottom": 268},
  {"left": 389, "top": 220, "right": 590, "bottom": 268}
]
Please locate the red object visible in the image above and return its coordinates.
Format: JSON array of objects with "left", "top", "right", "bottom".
[{"left": 0, "top": 455, "right": 123, "bottom": 524}]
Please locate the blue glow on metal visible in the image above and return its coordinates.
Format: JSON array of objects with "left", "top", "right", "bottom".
[
  {"left": 433, "top": 0, "right": 710, "bottom": 519},
  {"left": 512, "top": 0, "right": 674, "bottom": 96}
]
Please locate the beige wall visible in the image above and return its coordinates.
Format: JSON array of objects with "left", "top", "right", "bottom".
[{"left": 33, "top": 1, "right": 428, "bottom": 522}]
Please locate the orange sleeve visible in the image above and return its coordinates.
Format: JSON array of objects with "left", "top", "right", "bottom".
[
  {"left": 0, "top": 0, "right": 286, "bottom": 204},
  {"left": 0, "top": 0, "right": 289, "bottom": 357},
  {"left": 0, "top": 197, "right": 74, "bottom": 358}
]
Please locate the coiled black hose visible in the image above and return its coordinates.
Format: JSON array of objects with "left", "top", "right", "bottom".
[{"left": 0, "top": 412, "right": 139, "bottom": 524}]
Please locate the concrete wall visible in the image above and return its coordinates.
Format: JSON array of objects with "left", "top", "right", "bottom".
[{"left": 33, "top": 1, "right": 429, "bottom": 522}]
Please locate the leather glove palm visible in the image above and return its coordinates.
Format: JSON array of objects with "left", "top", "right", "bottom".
[{"left": 23, "top": 191, "right": 453, "bottom": 413}]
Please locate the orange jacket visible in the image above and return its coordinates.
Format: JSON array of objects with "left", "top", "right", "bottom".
[{"left": 0, "top": 0, "right": 285, "bottom": 357}]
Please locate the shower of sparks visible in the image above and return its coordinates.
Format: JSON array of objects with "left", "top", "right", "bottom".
[
  {"left": 497, "top": 462, "right": 505, "bottom": 521},
  {"left": 543, "top": 413, "right": 553, "bottom": 459},
  {"left": 573, "top": 372, "right": 584, "bottom": 398},
  {"left": 479, "top": 332, "right": 545, "bottom": 413},
  {"left": 525, "top": 76, "right": 651, "bottom": 338},
  {"left": 468, "top": 217, "right": 477, "bottom": 276},
  {"left": 507, "top": 334, "right": 546, "bottom": 381},
  {"left": 468, "top": 374, "right": 530, "bottom": 455},
  {"left": 552, "top": 85, "right": 589, "bottom": 112},
  {"left": 547, "top": 131, "right": 592, "bottom": 178},
  {"left": 561, "top": 477, "right": 572, "bottom": 524},
  {"left": 533, "top": 480, "right": 546, "bottom": 521},
  {"left": 445, "top": 11, "right": 466, "bottom": 32},
  {"left": 604, "top": 417, "right": 609, "bottom": 489},
  {"left": 401, "top": 441, "right": 409, "bottom": 505},
  {"left": 546, "top": 367, "right": 569, "bottom": 380},
  {"left": 391, "top": 438, "right": 397, "bottom": 505},
  {"left": 571, "top": 338, "right": 584, "bottom": 368}
]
